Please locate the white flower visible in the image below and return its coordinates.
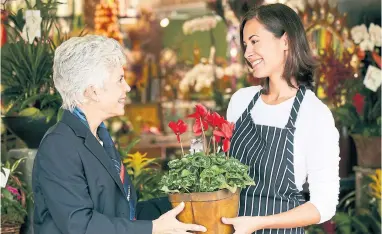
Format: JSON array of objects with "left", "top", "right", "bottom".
[
  {"left": 180, "top": 63, "right": 226, "bottom": 93},
  {"left": 369, "top": 23, "right": 381, "bottom": 47},
  {"left": 360, "top": 39, "right": 375, "bottom": 51},
  {"left": 22, "top": 10, "right": 42, "bottom": 44},
  {"left": 351, "top": 24, "right": 368, "bottom": 44},
  {"left": 182, "top": 16, "right": 220, "bottom": 35}
]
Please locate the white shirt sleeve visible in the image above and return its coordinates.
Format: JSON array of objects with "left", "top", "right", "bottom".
[{"left": 305, "top": 102, "right": 340, "bottom": 223}]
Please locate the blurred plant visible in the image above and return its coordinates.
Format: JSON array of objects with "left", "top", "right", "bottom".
[
  {"left": 306, "top": 169, "right": 382, "bottom": 233},
  {"left": 2, "top": 0, "right": 60, "bottom": 120},
  {"left": 332, "top": 72, "right": 381, "bottom": 137},
  {"left": 334, "top": 169, "right": 381, "bottom": 233},
  {"left": 1, "top": 0, "right": 86, "bottom": 121},
  {"left": 121, "top": 139, "right": 164, "bottom": 201},
  {"left": 333, "top": 23, "right": 382, "bottom": 136},
  {"left": 1, "top": 157, "right": 29, "bottom": 227}
]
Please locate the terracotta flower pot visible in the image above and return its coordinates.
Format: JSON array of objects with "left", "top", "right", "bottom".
[
  {"left": 352, "top": 134, "right": 381, "bottom": 168},
  {"left": 168, "top": 189, "right": 240, "bottom": 234}
]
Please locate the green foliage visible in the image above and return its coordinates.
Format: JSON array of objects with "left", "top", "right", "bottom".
[
  {"left": 160, "top": 152, "right": 255, "bottom": 194},
  {"left": 2, "top": 0, "right": 86, "bottom": 119},
  {"left": 1, "top": 40, "right": 61, "bottom": 117},
  {"left": 333, "top": 171, "right": 381, "bottom": 233},
  {"left": 121, "top": 139, "right": 165, "bottom": 202},
  {"left": 2, "top": 0, "right": 61, "bottom": 118}
]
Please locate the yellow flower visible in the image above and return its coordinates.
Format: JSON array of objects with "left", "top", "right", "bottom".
[
  {"left": 123, "top": 152, "right": 156, "bottom": 179},
  {"left": 369, "top": 169, "right": 381, "bottom": 199}
]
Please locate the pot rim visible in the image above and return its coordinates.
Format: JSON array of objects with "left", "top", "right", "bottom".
[
  {"left": 168, "top": 189, "right": 240, "bottom": 202},
  {"left": 350, "top": 134, "right": 381, "bottom": 139}
]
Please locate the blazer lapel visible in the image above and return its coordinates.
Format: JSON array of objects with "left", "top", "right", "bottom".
[
  {"left": 84, "top": 133, "right": 126, "bottom": 196},
  {"left": 61, "top": 110, "right": 126, "bottom": 196}
]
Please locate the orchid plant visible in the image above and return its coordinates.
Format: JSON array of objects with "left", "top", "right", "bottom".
[{"left": 160, "top": 104, "right": 254, "bottom": 194}]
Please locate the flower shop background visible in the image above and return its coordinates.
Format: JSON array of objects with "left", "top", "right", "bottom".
[{"left": 0, "top": 0, "right": 381, "bottom": 233}]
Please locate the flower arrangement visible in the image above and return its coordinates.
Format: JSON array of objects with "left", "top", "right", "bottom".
[
  {"left": 179, "top": 62, "right": 247, "bottom": 93},
  {"left": 160, "top": 104, "right": 254, "bottom": 194},
  {"left": 1, "top": 158, "right": 28, "bottom": 229},
  {"left": 182, "top": 16, "right": 221, "bottom": 35},
  {"left": 333, "top": 70, "right": 381, "bottom": 136},
  {"left": 351, "top": 23, "right": 381, "bottom": 52},
  {"left": 179, "top": 63, "right": 224, "bottom": 93},
  {"left": 333, "top": 23, "right": 381, "bottom": 137}
]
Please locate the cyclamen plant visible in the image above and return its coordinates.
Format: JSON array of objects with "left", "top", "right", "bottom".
[{"left": 161, "top": 104, "right": 254, "bottom": 194}]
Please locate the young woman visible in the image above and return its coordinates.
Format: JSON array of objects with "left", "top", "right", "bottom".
[{"left": 222, "top": 4, "right": 340, "bottom": 234}]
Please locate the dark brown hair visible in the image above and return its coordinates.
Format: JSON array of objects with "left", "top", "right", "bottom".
[{"left": 240, "top": 3, "right": 317, "bottom": 93}]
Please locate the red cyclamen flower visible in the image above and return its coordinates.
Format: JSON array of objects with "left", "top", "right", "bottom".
[
  {"left": 168, "top": 120, "right": 188, "bottom": 142},
  {"left": 213, "top": 121, "right": 235, "bottom": 152}
]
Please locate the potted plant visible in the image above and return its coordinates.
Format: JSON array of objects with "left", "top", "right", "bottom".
[
  {"left": 333, "top": 23, "right": 381, "bottom": 169},
  {"left": 1, "top": 1, "right": 60, "bottom": 148},
  {"left": 333, "top": 77, "right": 381, "bottom": 168},
  {"left": 160, "top": 104, "right": 255, "bottom": 234},
  {"left": 1, "top": 0, "right": 85, "bottom": 148},
  {"left": 1, "top": 158, "right": 28, "bottom": 234}
]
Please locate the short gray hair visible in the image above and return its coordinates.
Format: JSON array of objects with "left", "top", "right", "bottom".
[{"left": 53, "top": 35, "right": 127, "bottom": 111}]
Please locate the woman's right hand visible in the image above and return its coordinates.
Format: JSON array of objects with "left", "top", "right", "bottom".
[{"left": 152, "top": 202, "right": 207, "bottom": 234}]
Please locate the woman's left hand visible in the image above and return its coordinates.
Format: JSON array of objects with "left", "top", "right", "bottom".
[{"left": 222, "top": 216, "right": 265, "bottom": 234}]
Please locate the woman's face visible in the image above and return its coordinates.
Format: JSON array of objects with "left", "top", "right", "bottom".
[
  {"left": 243, "top": 18, "right": 288, "bottom": 79},
  {"left": 96, "top": 66, "right": 131, "bottom": 118}
]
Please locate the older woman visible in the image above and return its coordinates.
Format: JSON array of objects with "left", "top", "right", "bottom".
[{"left": 32, "top": 35, "right": 206, "bottom": 234}]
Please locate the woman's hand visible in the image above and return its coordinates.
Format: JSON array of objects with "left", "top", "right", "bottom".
[
  {"left": 152, "top": 202, "right": 207, "bottom": 234},
  {"left": 222, "top": 216, "right": 265, "bottom": 234}
]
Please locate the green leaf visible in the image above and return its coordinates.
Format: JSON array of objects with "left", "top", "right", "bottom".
[
  {"left": 18, "top": 107, "right": 44, "bottom": 118},
  {"left": 181, "top": 169, "right": 191, "bottom": 178},
  {"left": 10, "top": 157, "right": 27, "bottom": 173},
  {"left": 57, "top": 108, "right": 64, "bottom": 122}
]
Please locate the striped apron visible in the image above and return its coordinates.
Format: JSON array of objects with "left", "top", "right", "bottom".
[{"left": 229, "top": 86, "right": 307, "bottom": 234}]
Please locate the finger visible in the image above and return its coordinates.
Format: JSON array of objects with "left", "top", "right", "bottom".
[
  {"left": 222, "top": 217, "right": 235, "bottom": 225},
  {"left": 168, "top": 202, "right": 185, "bottom": 216},
  {"left": 181, "top": 223, "right": 207, "bottom": 232}
]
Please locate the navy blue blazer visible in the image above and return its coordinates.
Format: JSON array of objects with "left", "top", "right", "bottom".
[{"left": 32, "top": 110, "right": 152, "bottom": 234}]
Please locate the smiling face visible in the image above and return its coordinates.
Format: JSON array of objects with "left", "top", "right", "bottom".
[
  {"left": 242, "top": 18, "right": 289, "bottom": 79},
  {"left": 94, "top": 66, "right": 131, "bottom": 118}
]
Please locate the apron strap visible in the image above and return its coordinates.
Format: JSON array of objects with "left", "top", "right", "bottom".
[
  {"left": 236, "top": 89, "right": 262, "bottom": 127},
  {"left": 285, "top": 86, "right": 307, "bottom": 129}
]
